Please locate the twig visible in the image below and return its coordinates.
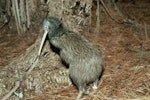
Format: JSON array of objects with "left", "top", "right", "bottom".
[
  {"left": 15, "top": 0, "right": 22, "bottom": 34},
  {"left": 144, "top": 22, "right": 148, "bottom": 40},
  {"left": 20, "top": 0, "right": 26, "bottom": 32},
  {"left": 27, "top": 56, "right": 39, "bottom": 74},
  {"left": 100, "top": 0, "right": 122, "bottom": 24},
  {"left": 26, "top": 0, "right": 31, "bottom": 28},
  {"left": 1, "top": 81, "right": 20, "bottom": 100},
  {"left": 12, "top": 0, "right": 20, "bottom": 34},
  {"left": 96, "top": 0, "right": 100, "bottom": 34},
  {"left": 1, "top": 56, "right": 39, "bottom": 100}
]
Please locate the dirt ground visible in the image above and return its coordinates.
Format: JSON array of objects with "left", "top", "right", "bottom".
[{"left": 0, "top": 0, "right": 150, "bottom": 100}]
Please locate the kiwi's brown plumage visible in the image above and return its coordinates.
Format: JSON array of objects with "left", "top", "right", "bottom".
[{"left": 41, "top": 16, "right": 104, "bottom": 100}]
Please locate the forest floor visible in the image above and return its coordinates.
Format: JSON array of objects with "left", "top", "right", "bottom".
[{"left": 0, "top": 0, "right": 150, "bottom": 100}]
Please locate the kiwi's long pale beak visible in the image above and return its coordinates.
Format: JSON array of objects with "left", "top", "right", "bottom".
[{"left": 38, "top": 30, "right": 49, "bottom": 56}]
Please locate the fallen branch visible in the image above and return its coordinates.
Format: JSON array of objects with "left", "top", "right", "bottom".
[
  {"left": 1, "top": 81, "right": 20, "bottom": 100},
  {"left": 1, "top": 54, "right": 39, "bottom": 100}
]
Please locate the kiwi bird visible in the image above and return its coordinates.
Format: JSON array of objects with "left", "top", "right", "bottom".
[{"left": 38, "top": 16, "right": 104, "bottom": 100}]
